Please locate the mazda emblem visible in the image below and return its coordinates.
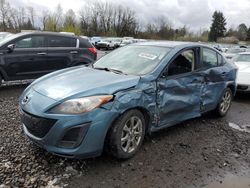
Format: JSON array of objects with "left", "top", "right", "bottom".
[{"left": 22, "top": 95, "right": 30, "bottom": 105}]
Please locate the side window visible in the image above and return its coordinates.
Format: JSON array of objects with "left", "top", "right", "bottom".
[
  {"left": 48, "top": 36, "right": 76, "bottom": 47},
  {"left": 15, "top": 36, "right": 45, "bottom": 48},
  {"left": 202, "top": 48, "right": 218, "bottom": 67},
  {"left": 218, "top": 54, "right": 223, "bottom": 65},
  {"left": 167, "top": 49, "right": 195, "bottom": 76}
]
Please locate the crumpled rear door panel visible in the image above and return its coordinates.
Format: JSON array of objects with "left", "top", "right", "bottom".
[{"left": 201, "top": 66, "right": 232, "bottom": 112}]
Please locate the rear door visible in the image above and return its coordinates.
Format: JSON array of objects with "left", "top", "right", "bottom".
[
  {"left": 3, "top": 35, "right": 48, "bottom": 79},
  {"left": 200, "top": 47, "right": 229, "bottom": 112},
  {"left": 46, "top": 35, "right": 77, "bottom": 71}
]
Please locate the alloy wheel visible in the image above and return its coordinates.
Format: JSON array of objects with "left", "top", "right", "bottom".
[
  {"left": 121, "top": 116, "right": 143, "bottom": 153},
  {"left": 220, "top": 90, "right": 232, "bottom": 114}
]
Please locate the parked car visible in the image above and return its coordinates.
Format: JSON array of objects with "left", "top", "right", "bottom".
[
  {"left": 0, "top": 32, "right": 97, "bottom": 86},
  {"left": 112, "top": 38, "right": 123, "bottom": 48},
  {"left": 120, "top": 39, "right": 133, "bottom": 47},
  {"left": 232, "top": 52, "right": 250, "bottom": 92},
  {"left": 90, "top": 37, "right": 101, "bottom": 46},
  {"left": 223, "top": 47, "right": 248, "bottom": 59},
  {"left": 96, "top": 38, "right": 115, "bottom": 50},
  {"left": 19, "top": 42, "right": 237, "bottom": 159}
]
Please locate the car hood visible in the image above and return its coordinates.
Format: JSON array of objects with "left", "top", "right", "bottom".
[
  {"left": 235, "top": 61, "right": 250, "bottom": 85},
  {"left": 32, "top": 67, "right": 140, "bottom": 101}
]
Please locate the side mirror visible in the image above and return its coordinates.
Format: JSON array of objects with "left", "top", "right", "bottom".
[
  {"left": 161, "top": 69, "right": 168, "bottom": 78},
  {"left": 7, "top": 44, "right": 15, "bottom": 53}
]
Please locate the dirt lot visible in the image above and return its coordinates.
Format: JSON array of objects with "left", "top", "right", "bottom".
[{"left": 0, "top": 81, "right": 249, "bottom": 188}]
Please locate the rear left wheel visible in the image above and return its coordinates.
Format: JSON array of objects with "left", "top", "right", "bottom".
[
  {"left": 107, "top": 110, "right": 146, "bottom": 159},
  {"left": 214, "top": 88, "right": 233, "bottom": 117}
]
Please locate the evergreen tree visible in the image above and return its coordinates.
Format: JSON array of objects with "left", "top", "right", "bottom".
[
  {"left": 247, "top": 28, "right": 250, "bottom": 41},
  {"left": 209, "top": 11, "right": 227, "bottom": 42},
  {"left": 238, "top": 23, "right": 248, "bottom": 41}
]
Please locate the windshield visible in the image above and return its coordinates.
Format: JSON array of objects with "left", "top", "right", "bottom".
[
  {"left": 227, "top": 48, "right": 246, "bottom": 54},
  {"left": 0, "top": 33, "right": 20, "bottom": 46},
  {"left": 93, "top": 45, "right": 171, "bottom": 75},
  {"left": 234, "top": 54, "right": 250, "bottom": 62}
]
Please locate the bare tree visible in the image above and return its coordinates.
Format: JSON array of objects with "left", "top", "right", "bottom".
[
  {"left": 53, "top": 4, "right": 63, "bottom": 31},
  {"left": 0, "top": 0, "right": 10, "bottom": 31},
  {"left": 27, "top": 6, "right": 35, "bottom": 27},
  {"left": 64, "top": 9, "right": 76, "bottom": 28},
  {"left": 41, "top": 10, "right": 49, "bottom": 30},
  {"left": 9, "top": 8, "right": 19, "bottom": 32}
]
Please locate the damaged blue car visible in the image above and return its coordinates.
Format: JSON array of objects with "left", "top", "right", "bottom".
[{"left": 19, "top": 42, "right": 237, "bottom": 159}]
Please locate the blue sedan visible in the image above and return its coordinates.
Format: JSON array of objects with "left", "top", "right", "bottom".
[{"left": 19, "top": 42, "right": 237, "bottom": 159}]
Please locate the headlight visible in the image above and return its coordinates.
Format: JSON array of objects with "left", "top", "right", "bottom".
[{"left": 49, "top": 95, "right": 113, "bottom": 114}]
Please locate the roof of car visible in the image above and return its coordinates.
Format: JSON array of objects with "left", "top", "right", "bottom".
[
  {"left": 133, "top": 41, "right": 207, "bottom": 48},
  {"left": 13, "top": 31, "right": 78, "bottom": 38}
]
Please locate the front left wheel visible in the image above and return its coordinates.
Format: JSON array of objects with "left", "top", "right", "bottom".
[{"left": 107, "top": 110, "right": 146, "bottom": 159}]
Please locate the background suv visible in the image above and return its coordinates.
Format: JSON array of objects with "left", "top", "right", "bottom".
[{"left": 0, "top": 32, "right": 97, "bottom": 85}]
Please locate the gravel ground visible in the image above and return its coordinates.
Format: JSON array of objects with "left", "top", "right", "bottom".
[{"left": 0, "top": 83, "right": 249, "bottom": 188}]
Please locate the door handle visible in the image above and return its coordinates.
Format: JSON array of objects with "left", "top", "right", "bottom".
[
  {"left": 37, "top": 52, "right": 47, "bottom": 55},
  {"left": 221, "top": 72, "right": 227, "bottom": 77},
  {"left": 70, "top": 51, "right": 78, "bottom": 54}
]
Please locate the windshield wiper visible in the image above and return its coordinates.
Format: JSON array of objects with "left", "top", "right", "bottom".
[{"left": 93, "top": 67, "right": 126, "bottom": 75}]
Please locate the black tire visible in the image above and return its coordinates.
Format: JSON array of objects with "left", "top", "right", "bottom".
[
  {"left": 214, "top": 88, "right": 233, "bottom": 117},
  {"left": 0, "top": 74, "right": 2, "bottom": 86},
  {"left": 106, "top": 110, "right": 146, "bottom": 159}
]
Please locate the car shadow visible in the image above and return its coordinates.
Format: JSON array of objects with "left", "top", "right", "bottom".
[{"left": 234, "top": 92, "right": 250, "bottom": 103}]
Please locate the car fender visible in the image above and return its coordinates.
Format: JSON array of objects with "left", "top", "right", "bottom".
[{"left": 111, "top": 83, "right": 158, "bottom": 132}]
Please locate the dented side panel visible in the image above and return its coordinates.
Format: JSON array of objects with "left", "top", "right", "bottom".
[
  {"left": 112, "top": 78, "right": 158, "bottom": 129},
  {"left": 201, "top": 63, "right": 237, "bottom": 112},
  {"left": 156, "top": 72, "right": 203, "bottom": 130},
  {"left": 110, "top": 56, "right": 237, "bottom": 134}
]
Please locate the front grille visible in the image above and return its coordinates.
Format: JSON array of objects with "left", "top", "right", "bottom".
[
  {"left": 21, "top": 111, "right": 57, "bottom": 138},
  {"left": 237, "top": 85, "right": 248, "bottom": 91}
]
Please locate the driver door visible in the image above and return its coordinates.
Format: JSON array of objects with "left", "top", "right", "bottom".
[
  {"left": 4, "top": 35, "right": 48, "bottom": 79},
  {"left": 156, "top": 48, "right": 204, "bottom": 128}
]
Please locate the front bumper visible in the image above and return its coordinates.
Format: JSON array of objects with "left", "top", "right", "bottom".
[
  {"left": 96, "top": 43, "right": 109, "bottom": 48},
  {"left": 237, "top": 84, "right": 250, "bottom": 93},
  {"left": 20, "top": 106, "right": 118, "bottom": 158}
]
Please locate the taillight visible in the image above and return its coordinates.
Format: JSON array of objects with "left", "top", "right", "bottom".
[{"left": 88, "top": 47, "right": 97, "bottom": 55}]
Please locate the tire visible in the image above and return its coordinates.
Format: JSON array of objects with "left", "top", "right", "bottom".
[
  {"left": 214, "top": 88, "right": 233, "bottom": 117},
  {"left": 0, "top": 74, "right": 2, "bottom": 86},
  {"left": 107, "top": 110, "right": 146, "bottom": 159}
]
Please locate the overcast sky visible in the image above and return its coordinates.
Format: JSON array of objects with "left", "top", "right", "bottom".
[{"left": 9, "top": 0, "right": 250, "bottom": 31}]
